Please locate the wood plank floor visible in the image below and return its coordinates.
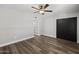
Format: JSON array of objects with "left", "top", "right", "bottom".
[{"left": 0, "top": 35, "right": 79, "bottom": 54}]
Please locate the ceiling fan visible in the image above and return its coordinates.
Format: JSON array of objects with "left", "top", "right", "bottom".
[{"left": 32, "top": 4, "right": 52, "bottom": 15}]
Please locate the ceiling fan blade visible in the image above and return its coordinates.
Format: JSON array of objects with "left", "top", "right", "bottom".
[
  {"left": 34, "top": 11, "right": 39, "bottom": 13},
  {"left": 32, "top": 6, "right": 40, "bottom": 10},
  {"left": 38, "top": 4, "right": 43, "bottom": 9},
  {"left": 44, "top": 4, "right": 49, "bottom": 9},
  {"left": 45, "top": 10, "right": 52, "bottom": 12}
]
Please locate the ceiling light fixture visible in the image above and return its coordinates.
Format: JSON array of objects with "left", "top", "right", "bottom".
[{"left": 32, "top": 4, "right": 52, "bottom": 15}]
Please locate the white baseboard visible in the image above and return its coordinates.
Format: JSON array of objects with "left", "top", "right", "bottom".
[
  {"left": 0, "top": 36, "right": 34, "bottom": 47},
  {"left": 42, "top": 34, "right": 56, "bottom": 38}
]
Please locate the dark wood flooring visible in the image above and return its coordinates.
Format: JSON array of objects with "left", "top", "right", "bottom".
[{"left": 0, "top": 35, "right": 79, "bottom": 54}]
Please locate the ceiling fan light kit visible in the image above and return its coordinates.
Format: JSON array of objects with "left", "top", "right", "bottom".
[{"left": 32, "top": 4, "right": 52, "bottom": 15}]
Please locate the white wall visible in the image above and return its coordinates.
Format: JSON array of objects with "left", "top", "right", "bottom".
[
  {"left": 0, "top": 5, "right": 34, "bottom": 47},
  {"left": 41, "top": 4, "right": 79, "bottom": 43}
]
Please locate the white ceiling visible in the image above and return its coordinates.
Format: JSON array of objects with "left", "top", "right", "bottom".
[{"left": 0, "top": 4, "right": 79, "bottom": 15}]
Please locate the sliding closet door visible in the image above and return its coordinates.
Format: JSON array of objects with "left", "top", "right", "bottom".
[{"left": 57, "top": 17, "right": 77, "bottom": 42}]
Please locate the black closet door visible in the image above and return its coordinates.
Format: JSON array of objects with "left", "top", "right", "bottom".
[{"left": 57, "top": 17, "right": 77, "bottom": 42}]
